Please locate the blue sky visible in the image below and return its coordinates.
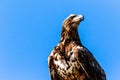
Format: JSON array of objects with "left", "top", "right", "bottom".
[{"left": 0, "top": 0, "right": 120, "bottom": 80}]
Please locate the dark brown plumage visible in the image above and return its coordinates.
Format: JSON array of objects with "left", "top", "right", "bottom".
[{"left": 48, "top": 14, "right": 106, "bottom": 80}]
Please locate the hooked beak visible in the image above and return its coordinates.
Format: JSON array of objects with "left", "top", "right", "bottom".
[{"left": 73, "top": 15, "right": 84, "bottom": 23}]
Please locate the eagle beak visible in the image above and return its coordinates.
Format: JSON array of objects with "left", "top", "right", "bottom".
[
  {"left": 73, "top": 15, "right": 84, "bottom": 23},
  {"left": 78, "top": 15, "right": 84, "bottom": 21}
]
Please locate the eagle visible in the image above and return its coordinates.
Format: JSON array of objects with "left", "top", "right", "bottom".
[{"left": 48, "top": 14, "right": 106, "bottom": 80}]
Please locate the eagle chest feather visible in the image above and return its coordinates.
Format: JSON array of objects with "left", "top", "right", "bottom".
[{"left": 49, "top": 42, "right": 88, "bottom": 80}]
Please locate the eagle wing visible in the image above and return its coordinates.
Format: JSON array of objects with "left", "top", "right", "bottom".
[{"left": 73, "top": 46, "right": 106, "bottom": 80}]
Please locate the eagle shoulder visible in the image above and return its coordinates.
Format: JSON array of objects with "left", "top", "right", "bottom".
[{"left": 73, "top": 45, "right": 106, "bottom": 80}]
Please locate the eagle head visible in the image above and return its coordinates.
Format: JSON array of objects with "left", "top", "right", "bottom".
[{"left": 62, "top": 14, "right": 84, "bottom": 31}]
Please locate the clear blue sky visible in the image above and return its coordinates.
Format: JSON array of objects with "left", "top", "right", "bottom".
[{"left": 0, "top": 0, "right": 120, "bottom": 80}]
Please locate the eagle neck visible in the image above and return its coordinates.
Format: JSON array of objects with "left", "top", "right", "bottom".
[{"left": 60, "top": 28, "right": 82, "bottom": 46}]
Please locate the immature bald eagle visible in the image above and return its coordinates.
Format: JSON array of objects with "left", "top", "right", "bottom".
[{"left": 48, "top": 14, "right": 106, "bottom": 80}]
